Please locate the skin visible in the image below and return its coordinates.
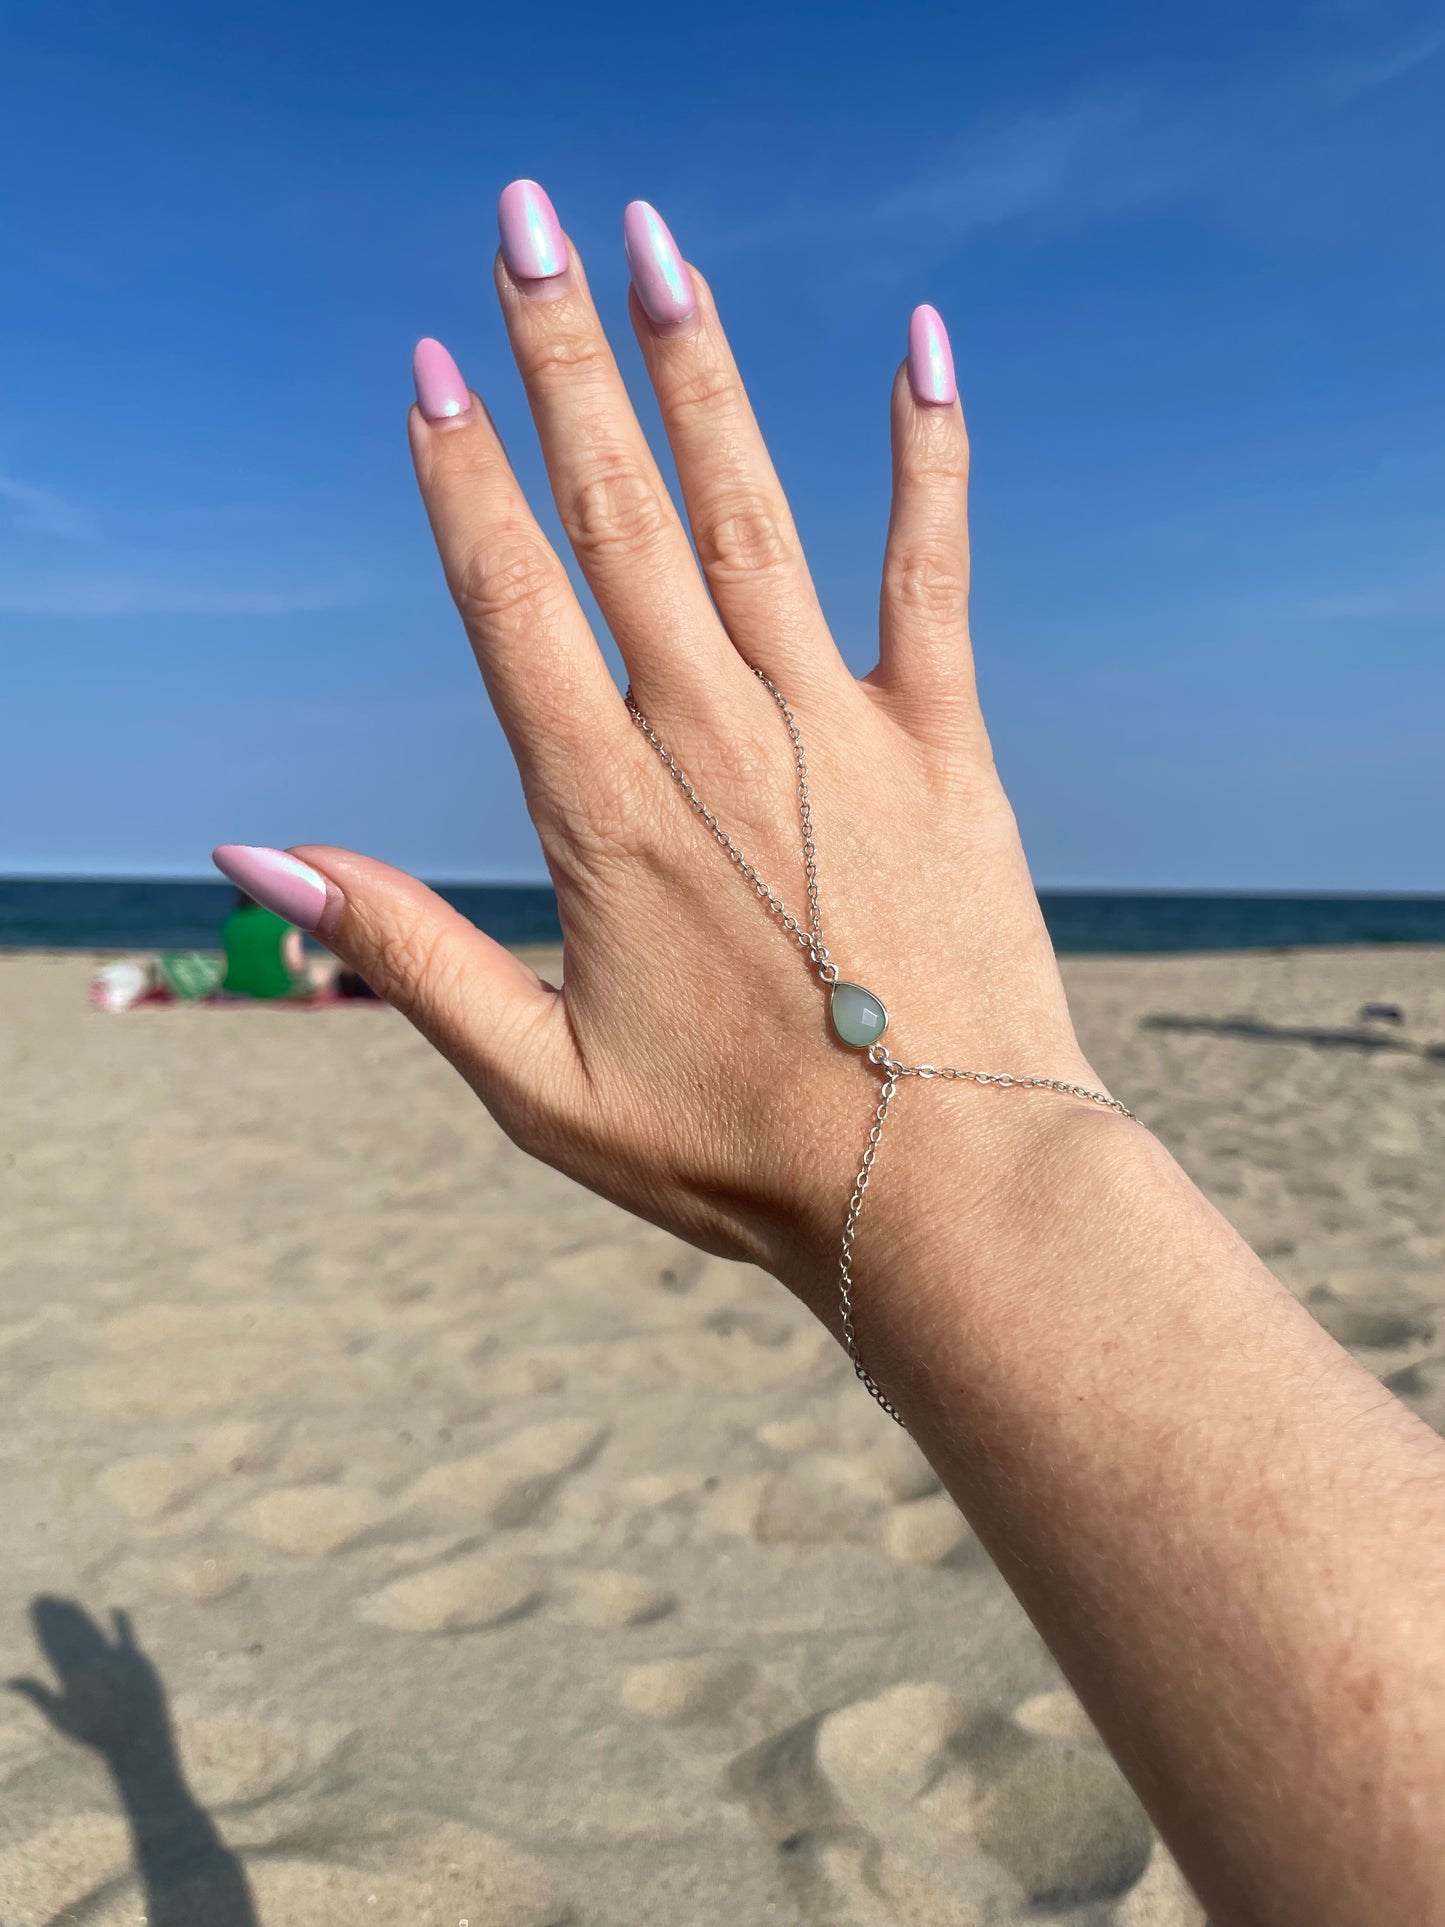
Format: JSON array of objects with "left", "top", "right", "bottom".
[{"left": 290, "top": 233, "right": 1445, "bottom": 1923}]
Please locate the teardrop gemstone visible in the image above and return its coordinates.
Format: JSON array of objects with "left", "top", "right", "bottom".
[{"left": 830, "top": 982, "right": 889, "bottom": 1050}]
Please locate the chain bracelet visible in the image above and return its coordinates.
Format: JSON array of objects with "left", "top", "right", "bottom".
[{"left": 626, "top": 669, "right": 1136, "bottom": 1429}]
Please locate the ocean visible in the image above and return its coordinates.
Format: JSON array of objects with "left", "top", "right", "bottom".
[{"left": 3, "top": 877, "right": 1445, "bottom": 955}]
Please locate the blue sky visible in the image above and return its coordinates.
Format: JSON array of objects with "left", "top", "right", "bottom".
[{"left": 2, "top": 0, "right": 1442, "bottom": 887}]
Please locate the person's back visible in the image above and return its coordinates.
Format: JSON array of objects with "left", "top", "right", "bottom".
[{"left": 220, "top": 900, "right": 295, "bottom": 999}]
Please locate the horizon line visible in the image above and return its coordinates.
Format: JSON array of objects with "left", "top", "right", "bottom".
[{"left": 3, "top": 873, "right": 1444, "bottom": 902}]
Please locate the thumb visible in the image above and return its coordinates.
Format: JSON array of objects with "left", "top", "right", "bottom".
[
  {"left": 211, "top": 844, "right": 566, "bottom": 1113},
  {"left": 7, "top": 1677, "right": 62, "bottom": 1721}
]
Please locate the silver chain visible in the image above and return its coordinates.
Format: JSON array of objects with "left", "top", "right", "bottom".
[
  {"left": 625, "top": 667, "right": 1135, "bottom": 1427},
  {"left": 625, "top": 674, "right": 835, "bottom": 977}
]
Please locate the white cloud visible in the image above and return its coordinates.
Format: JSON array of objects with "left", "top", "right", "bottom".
[
  {"left": 1329, "top": 21, "right": 1445, "bottom": 95},
  {"left": 1298, "top": 576, "right": 1445, "bottom": 620},
  {"left": 884, "top": 26, "right": 1445, "bottom": 236},
  {"left": 0, "top": 470, "right": 362, "bottom": 615},
  {"left": 0, "top": 470, "right": 93, "bottom": 540},
  {"left": 720, "top": 21, "right": 1445, "bottom": 257}
]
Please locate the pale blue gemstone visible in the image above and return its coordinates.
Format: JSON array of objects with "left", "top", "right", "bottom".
[{"left": 830, "top": 982, "right": 888, "bottom": 1049}]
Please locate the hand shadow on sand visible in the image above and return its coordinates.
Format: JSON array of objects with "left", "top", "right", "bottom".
[
  {"left": 1143, "top": 1013, "right": 1445, "bottom": 1059},
  {"left": 8, "top": 1596, "right": 259, "bottom": 1926}
]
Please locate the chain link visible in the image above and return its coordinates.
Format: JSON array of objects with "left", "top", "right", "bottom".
[
  {"left": 838, "top": 1069, "right": 908, "bottom": 1424},
  {"left": 867, "top": 1045, "right": 1137, "bottom": 1118},
  {"left": 626, "top": 670, "right": 834, "bottom": 973},
  {"left": 625, "top": 669, "right": 1135, "bottom": 1428}
]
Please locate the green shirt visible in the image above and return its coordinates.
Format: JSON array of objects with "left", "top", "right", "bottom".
[{"left": 220, "top": 904, "right": 294, "bottom": 999}]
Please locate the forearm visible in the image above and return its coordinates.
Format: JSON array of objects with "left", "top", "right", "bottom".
[{"left": 840, "top": 1096, "right": 1445, "bottom": 1925}]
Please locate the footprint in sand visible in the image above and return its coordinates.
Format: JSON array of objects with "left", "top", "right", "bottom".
[
  {"left": 359, "top": 1557, "right": 672, "bottom": 1636},
  {"left": 158, "top": 1543, "right": 252, "bottom": 1604},
  {"left": 95, "top": 1452, "right": 205, "bottom": 1522},
  {"left": 169, "top": 1698, "right": 355, "bottom": 1814},
  {"left": 1011, "top": 1687, "right": 1100, "bottom": 1745},
  {"left": 551, "top": 1568, "right": 674, "bottom": 1628},
  {"left": 881, "top": 1494, "right": 972, "bottom": 1567},
  {"left": 756, "top": 1414, "right": 822, "bottom": 1453},
  {"left": 478, "top": 1346, "right": 571, "bottom": 1397},
  {"left": 407, "top": 1417, "right": 608, "bottom": 1529},
  {"left": 358, "top": 1553, "right": 545, "bottom": 1634},
  {"left": 726, "top": 1679, "right": 1154, "bottom": 1919},
  {"left": 3, "top": 1813, "right": 570, "bottom": 1927},
  {"left": 47, "top": 1346, "right": 289, "bottom": 1420},
  {"left": 753, "top": 1451, "right": 895, "bottom": 1546},
  {"left": 189, "top": 1417, "right": 283, "bottom": 1477},
  {"left": 619, "top": 1655, "right": 783, "bottom": 1745},
  {"left": 712, "top": 1440, "right": 968, "bottom": 1567},
  {"left": 864, "top": 1428, "right": 943, "bottom": 1503},
  {"left": 231, "top": 1481, "right": 395, "bottom": 1556}
]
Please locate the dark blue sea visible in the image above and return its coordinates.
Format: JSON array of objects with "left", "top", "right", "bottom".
[{"left": 4, "top": 878, "right": 1445, "bottom": 955}]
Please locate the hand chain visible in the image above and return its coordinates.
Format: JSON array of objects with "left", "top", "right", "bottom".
[{"left": 625, "top": 668, "right": 1136, "bottom": 1429}]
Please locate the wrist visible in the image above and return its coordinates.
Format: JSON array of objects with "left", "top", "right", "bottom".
[{"left": 771, "top": 1071, "right": 1167, "bottom": 1396}]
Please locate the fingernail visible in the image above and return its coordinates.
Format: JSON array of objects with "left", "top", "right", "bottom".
[
  {"left": 498, "top": 179, "right": 567, "bottom": 282},
  {"left": 412, "top": 338, "right": 472, "bottom": 422},
  {"left": 212, "top": 845, "right": 328, "bottom": 932},
  {"left": 908, "top": 304, "right": 956, "bottom": 406},
  {"left": 623, "top": 200, "right": 695, "bottom": 326}
]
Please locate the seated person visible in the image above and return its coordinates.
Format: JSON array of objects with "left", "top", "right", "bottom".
[{"left": 220, "top": 891, "right": 326, "bottom": 999}]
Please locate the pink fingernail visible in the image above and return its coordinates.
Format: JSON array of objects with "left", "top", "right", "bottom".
[
  {"left": 498, "top": 179, "right": 567, "bottom": 282},
  {"left": 212, "top": 845, "right": 328, "bottom": 932},
  {"left": 908, "top": 304, "right": 956, "bottom": 405},
  {"left": 412, "top": 338, "right": 472, "bottom": 422},
  {"left": 623, "top": 201, "right": 695, "bottom": 327}
]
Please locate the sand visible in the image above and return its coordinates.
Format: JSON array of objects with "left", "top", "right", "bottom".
[{"left": 2, "top": 943, "right": 1443, "bottom": 1924}]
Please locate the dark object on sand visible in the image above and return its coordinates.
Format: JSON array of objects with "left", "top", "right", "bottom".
[{"left": 1359, "top": 1002, "right": 1405, "bottom": 1025}]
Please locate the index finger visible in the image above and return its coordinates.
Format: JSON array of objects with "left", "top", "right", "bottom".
[{"left": 409, "top": 338, "right": 635, "bottom": 803}]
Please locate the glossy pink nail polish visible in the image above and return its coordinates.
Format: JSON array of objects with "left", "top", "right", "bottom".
[
  {"left": 908, "top": 304, "right": 957, "bottom": 405},
  {"left": 623, "top": 201, "right": 695, "bottom": 326},
  {"left": 412, "top": 338, "right": 472, "bottom": 422},
  {"left": 498, "top": 179, "right": 566, "bottom": 282},
  {"left": 213, "top": 845, "right": 328, "bottom": 931}
]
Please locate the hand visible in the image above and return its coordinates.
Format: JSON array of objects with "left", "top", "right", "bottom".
[
  {"left": 217, "top": 185, "right": 1110, "bottom": 1320},
  {"left": 9, "top": 1599, "right": 167, "bottom": 1756}
]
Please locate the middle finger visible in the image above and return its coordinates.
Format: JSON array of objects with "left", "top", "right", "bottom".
[{"left": 494, "top": 180, "right": 736, "bottom": 707}]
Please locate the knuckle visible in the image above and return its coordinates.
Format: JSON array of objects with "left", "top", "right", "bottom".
[
  {"left": 357, "top": 908, "right": 461, "bottom": 1023},
  {"left": 424, "top": 432, "right": 489, "bottom": 491},
  {"left": 566, "top": 462, "right": 672, "bottom": 564},
  {"left": 526, "top": 329, "right": 612, "bottom": 385},
  {"left": 452, "top": 537, "right": 559, "bottom": 631},
  {"left": 883, "top": 543, "right": 970, "bottom": 628},
  {"left": 906, "top": 415, "right": 971, "bottom": 487},
  {"left": 663, "top": 360, "right": 738, "bottom": 419},
  {"left": 694, "top": 496, "right": 793, "bottom": 581},
  {"left": 910, "top": 445, "right": 970, "bottom": 489}
]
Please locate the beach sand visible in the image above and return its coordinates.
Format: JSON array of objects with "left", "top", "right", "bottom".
[{"left": 2, "top": 945, "right": 1443, "bottom": 1924}]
